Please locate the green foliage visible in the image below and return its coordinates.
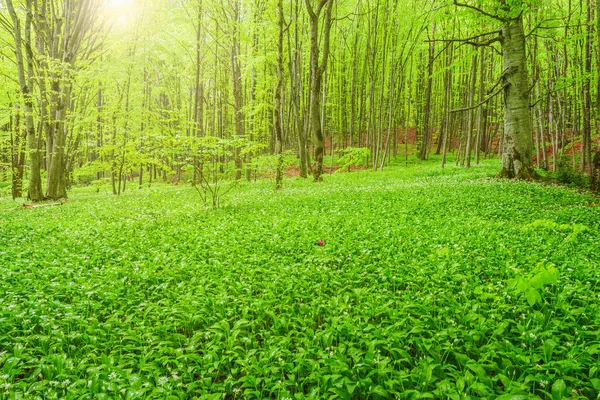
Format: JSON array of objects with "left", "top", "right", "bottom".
[
  {"left": 508, "top": 262, "right": 559, "bottom": 306},
  {"left": 0, "top": 160, "right": 599, "bottom": 398},
  {"left": 522, "top": 219, "right": 590, "bottom": 243},
  {"left": 552, "top": 157, "right": 589, "bottom": 188},
  {"left": 182, "top": 135, "right": 264, "bottom": 207},
  {"left": 335, "top": 147, "right": 371, "bottom": 173}
]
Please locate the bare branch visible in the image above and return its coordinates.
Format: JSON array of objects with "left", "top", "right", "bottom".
[
  {"left": 463, "top": 36, "right": 500, "bottom": 48},
  {"left": 453, "top": 0, "right": 506, "bottom": 22},
  {"left": 451, "top": 83, "right": 507, "bottom": 113},
  {"left": 425, "top": 30, "right": 499, "bottom": 44}
]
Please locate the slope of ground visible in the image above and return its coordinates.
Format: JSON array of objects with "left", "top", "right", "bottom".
[{"left": 0, "top": 160, "right": 599, "bottom": 399}]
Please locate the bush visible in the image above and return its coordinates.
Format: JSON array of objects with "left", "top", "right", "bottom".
[{"left": 336, "top": 147, "right": 371, "bottom": 172}]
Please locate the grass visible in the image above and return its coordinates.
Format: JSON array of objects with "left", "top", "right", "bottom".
[{"left": 1, "top": 158, "right": 599, "bottom": 399}]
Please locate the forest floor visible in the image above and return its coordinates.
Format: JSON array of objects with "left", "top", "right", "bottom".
[{"left": 1, "top": 158, "right": 600, "bottom": 398}]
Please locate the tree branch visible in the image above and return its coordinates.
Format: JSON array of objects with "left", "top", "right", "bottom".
[
  {"left": 451, "top": 83, "right": 507, "bottom": 113},
  {"left": 453, "top": 0, "right": 506, "bottom": 22},
  {"left": 424, "top": 30, "right": 499, "bottom": 44},
  {"left": 463, "top": 36, "right": 500, "bottom": 48}
]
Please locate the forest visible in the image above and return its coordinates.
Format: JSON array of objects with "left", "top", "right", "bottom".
[
  {"left": 1, "top": 0, "right": 600, "bottom": 398},
  {"left": 1, "top": 0, "right": 599, "bottom": 197}
]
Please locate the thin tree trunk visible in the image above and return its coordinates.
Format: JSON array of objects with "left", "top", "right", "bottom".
[{"left": 465, "top": 52, "right": 478, "bottom": 168}]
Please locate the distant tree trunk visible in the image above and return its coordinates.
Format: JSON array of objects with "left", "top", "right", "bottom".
[
  {"left": 274, "top": 0, "right": 287, "bottom": 189},
  {"left": 10, "top": 102, "right": 26, "bottom": 199},
  {"left": 419, "top": 24, "right": 435, "bottom": 160},
  {"left": 498, "top": 16, "right": 536, "bottom": 179},
  {"left": 475, "top": 46, "right": 486, "bottom": 165},
  {"left": 305, "top": 0, "right": 334, "bottom": 182},
  {"left": 193, "top": 2, "right": 205, "bottom": 185},
  {"left": 440, "top": 43, "right": 454, "bottom": 168},
  {"left": 229, "top": 0, "right": 244, "bottom": 180},
  {"left": 582, "top": 0, "right": 593, "bottom": 177},
  {"left": 596, "top": 0, "right": 600, "bottom": 127},
  {"left": 465, "top": 51, "right": 478, "bottom": 168},
  {"left": 96, "top": 83, "right": 104, "bottom": 181}
]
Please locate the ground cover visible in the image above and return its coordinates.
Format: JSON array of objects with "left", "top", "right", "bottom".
[{"left": 0, "top": 159, "right": 599, "bottom": 399}]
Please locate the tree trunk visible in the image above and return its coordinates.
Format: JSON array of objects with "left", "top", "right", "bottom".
[
  {"left": 11, "top": 103, "right": 26, "bottom": 199},
  {"left": 305, "top": 0, "right": 334, "bottom": 182},
  {"left": 419, "top": 24, "right": 435, "bottom": 160},
  {"left": 274, "top": 0, "right": 286, "bottom": 189},
  {"left": 230, "top": 0, "right": 244, "bottom": 180},
  {"left": 465, "top": 52, "right": 478, "bottom": 168},
  {"left": 6, "top": 0, "right": 43, "bottom": 201},
  {"left": 46, "top": 82, "right": 71, "bottom": 200},
  {"left": 498, "top": 17, "right": 536, "bottom": 179}
]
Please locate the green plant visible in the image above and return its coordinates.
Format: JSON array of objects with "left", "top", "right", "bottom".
[
  {"left": 508, "top": 263, "right": 559, "bottom": 306},
  {"left": 1, "top": 159, "right": 599, "bottom": 398},
  {"left": 335, "top": 147, "right": 371, "bottom": 172},
  {"left": 553, "top": 156, "right": 588, "bottom": 188}
]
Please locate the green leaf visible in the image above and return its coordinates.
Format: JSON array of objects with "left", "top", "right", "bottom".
[
  {"left": 526, "top": 288, "right": 542, "bottom": 306},
  {"left": 551, "top": 379, "right": 567, "bottom": 400},
  {"left": 543, "top": 339, "right": 557, "bottom": 361},
  {"left": 368, "top": 385, "right": 389, "bottom": 397}
]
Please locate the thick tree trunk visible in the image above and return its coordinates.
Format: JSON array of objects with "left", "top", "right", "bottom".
[
  {"left": 305, "top": 0, "right": 333, "bottom": 182},
  {"left": 498, "top": 17, "right": 536, "bottom": 179}
]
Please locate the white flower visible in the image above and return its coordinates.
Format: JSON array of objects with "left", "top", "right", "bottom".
[
  {"left": 158, "top": 376, "right": 168, "bottom": 386},
  {"left": 540, "top": 380, "right": 548, "bottom": 388},
  {"left": 529, "top": 333, "right": 536, "bottom": 339},
  {"left": 108, "top": 372, "right": 117, "bottom": 380}
]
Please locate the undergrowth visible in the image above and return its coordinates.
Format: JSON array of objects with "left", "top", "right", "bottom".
[{"left": 0, "top": 159, "right": 599, "bottom": 399}]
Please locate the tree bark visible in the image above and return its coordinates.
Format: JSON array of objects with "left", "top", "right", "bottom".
[
  {"left": 498, "top": 16, "right": 536, "bottom": 179},
  {"left": 305, "top": 0, "right": 334, "bottom": 182},
  {"left": 419, "top": 24, "right": 435, "bottom": 160},
  {"left": 6, "top": 0, "right": 43, "bottom": 201},
  {"left": 274, "top": 0, "right": 286, "bottom": 189}
]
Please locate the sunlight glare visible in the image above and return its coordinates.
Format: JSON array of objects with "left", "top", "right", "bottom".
[
  {"left": 105, "top": 0, "right": 135, "bottom": 27},
  {"left": 108, "top": 0, "right": 128, "bottom": 7}
]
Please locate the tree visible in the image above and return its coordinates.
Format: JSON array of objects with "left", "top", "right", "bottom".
[
  {"left": 34, "top": 0, "right": 105, "bottom": 199},
  {"left": 305, "top": 0, "right": 333, "bottom": 182},
  {"left": 5, "top": 0, "right": 43, "bottom": 201},
  {"left": 453, "top": 0, "right": 537, "bottom": 179},
  {"left": 274, "top": 0, "right": 288, "bottom": 189}
]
